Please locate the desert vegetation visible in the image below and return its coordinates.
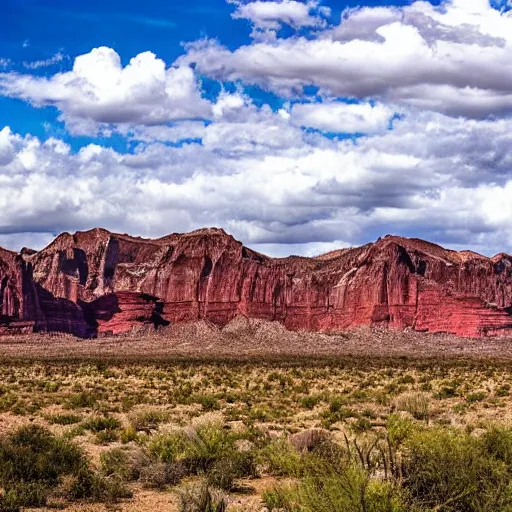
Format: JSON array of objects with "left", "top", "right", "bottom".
[{"left": 2, "top": 346, "right": 512, "bottom": 510}]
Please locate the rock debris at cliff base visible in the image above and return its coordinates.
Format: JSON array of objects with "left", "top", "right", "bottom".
[{"left": 0, "top": 322, "right": 511, "bottom": 361}]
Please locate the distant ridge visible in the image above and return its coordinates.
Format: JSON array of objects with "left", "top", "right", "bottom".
[{"left": 0, "top": 228, "right": 511, "bottom": 338}]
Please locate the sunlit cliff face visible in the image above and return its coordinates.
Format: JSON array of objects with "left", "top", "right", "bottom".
[{"left": 1, "top": 228, "right": 512, "bottom": 338}]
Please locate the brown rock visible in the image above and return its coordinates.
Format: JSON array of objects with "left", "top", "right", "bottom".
[
  {"left": 0, "top": 228, "right": 511, "bottom": 338},
  {"left": 289, "top": 429, "right": 332, "bottom": 452}
]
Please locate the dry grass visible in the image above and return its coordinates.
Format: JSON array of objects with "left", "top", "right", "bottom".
[{"left": 1, "top": 323, "right": 512, "bottom": 510}]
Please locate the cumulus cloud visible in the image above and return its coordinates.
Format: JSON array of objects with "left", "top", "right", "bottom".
[
  {"left": 290, "top": 101, "right": 396, "bottom": 134},
  {"left": 182, "top": 0, "right": 512, "bottom": 118},
  {"left": 0, "top": 47, "right": 212, "bottom": 134},
  {"left": 230, "top": 0, "right": 330, "bottom": 39},
  {"left": 4, "top": 1, "right": 512, "bottom": 124},
  {"left": 0, "top": 127, "right": 16, "bottom": 165},
  {"left": 326, "top": 6, "right": 401, "bottom": 43},
  {"left": 125, "top": 90, "right": 309, "bottom": 153},
  {"left": 1, "top": 104, "right": 512, "bottom": 255}
]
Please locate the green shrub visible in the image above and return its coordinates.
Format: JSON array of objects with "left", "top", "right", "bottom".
[
  {"left": 149, "top": 421, "right": 254, "bottom": 489},
  {"left": 190, "top": 422, "right": 235, "bottom": 467},
  {"left": 139, "top": 461, "right": 186, "bottom": 489},
  {"left": 0, "top": 482, "right": 48, "bottom": 509},
  {"left": 435, "top": 385, "right": 458, "bottom": 399},
  {"left": 366, "top": 481, "right": 408, "bottom": 512},
  {"left": 322, "top": 408, "right": 359, "bottom": 427},
  {"left": 328, "top": 395, "right": 348, "bottom": 413},
  {"left": 263, "top": 461, "right": 405, "bottom": 512},
  {"left": 452, "top": 403, "right": 469, "bottom": 415},
  {"left": 129, "top": 408, "right": 170, "bottom": 432},
  {"left": 480, "top": 426, "right": 512, "bottom": 466},
  {"left": 263, "top": 485, "right": 298, "bottom": 511},
  {"left": 0, "top": 425, "right": 85, "bottom": 509},
  {"left": 149, "top": 429, "right": 190, "bottom": 464},
  {"left": 120, "top": 425, "right": 139, "bottom": 443},
  {"left": 178, "top": 482, "right": 226, "bottom": 512},
  {"left": 353, "top": 417, "right": 372, "bottom": 433},
  {"left": 305, "top": 438, "right": 347, "bottom": 474},
  {"left": 300, "top": 395, "right": 320, "bottom": 410},
  {"left": 192, "top": 394, "right": 220, "bottom": 412},
  {"left": 67, "top": 466, "right": 132, "bottom": 503},
  {"left": 395, "top": 393, "right": 430, "bottom": 421},
  {"left": 207, "top": 451, "right": 256, "bottom": 491},
  {"left": 230, "top": 449, "right": 257, "bottom": 478},
  {"left": 95, "top": 429, "right": 120, "bottom": 444},
  {"left": 362, "top": 408, "right": 378, "bottom": 419},
  {"left": 46, "top": 413, "right": 82, "bottom": 425},
  {"left": 150, "top": 421, "right": 235, "bottom": 474},
  {"left": 0, "top": 393, "right": 17, "bottom": 413},
  {"left": 387, "top": 414, "right": 416, "bottom": 447},
  {"left": 495, "top": 384, "right": 510, "bottom": 397},
  {"left": 64, "top": 391, "right": 101, "bottom": 409},
  {"left": 0, "top": 495, "right": 20, "bottom": 512},
  {"left": 397, "top": 374, "right": 415, "bottom": 385},
  {"left": 100, "top": 448, "right": 133, "bottom": 480},
  {"left": 101, "top": 446, "right": 151, "bottom": 484},
  {"left": 466, "top": 392, "right": 487, "bottom": 403},
  {"left": 83, "top": 416, "right": 121, "bottom": 432},
  {"left": 402, "top": 428, "right": 512, "bottom": 512},
  {"left": 260, "top": 437, "right": 302, "bottom": 477},
  {"left": 0, "top": 424, "right": 83, "bottom": 487}
]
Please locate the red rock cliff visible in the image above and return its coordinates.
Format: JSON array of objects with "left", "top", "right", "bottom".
[{"left": 0, "top": 228, "right": 511, "bottom": 338}]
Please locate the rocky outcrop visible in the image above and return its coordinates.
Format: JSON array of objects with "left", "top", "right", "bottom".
[
  {"left": 289, "top": 429, "right": 331, "bottom": 452},
  {"left": 0, "top": 228, "right": 511, "bottom": 338}
]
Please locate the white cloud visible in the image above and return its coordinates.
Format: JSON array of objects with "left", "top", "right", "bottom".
[
  {"left": 22, "top": 52, "right": 67, "bottom": 70},
  {"left": 230, "top": 0, "right": 329, "bottom": 34},
  {"left": 326, "top": 6, "right": 400, "bottom": 42},
  {"left": 251, "top": 239, "right": 351, "bottom": 257},
  {"left": 291, "top": 101, "right": 396, "bottom": 134},
  {"left": 125, "top": 91, "right": 309, "bottom": 152},
  {"left": 212, "top": 90, "right": 247, "bottom": 118},
  {"left": 0, "top": 127, "right": 17, "bottom": 166},
  {"left": 181, "top": 0, "right": 512, "bottom": 118},
  {"left": 0, "top": 47, "right": 212, "bottom": 134},
  {"left": 1, "top": 104, "right": 512, "bottom": 255},
  {"left": 4, "top": 1, "right": 512, "bottom": 126}
]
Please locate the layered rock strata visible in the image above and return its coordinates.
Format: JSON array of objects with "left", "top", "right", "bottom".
[{"left": 0, "top": 228, "right": 511, "bottom": 338}]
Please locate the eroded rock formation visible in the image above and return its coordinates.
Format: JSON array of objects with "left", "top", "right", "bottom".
[{"left": 0, "top": 228, "right": 511, "bottom": 338}]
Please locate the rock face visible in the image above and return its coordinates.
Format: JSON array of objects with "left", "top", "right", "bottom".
[{"left": 0, "top": 228, "right": 511, "bottom": 338}]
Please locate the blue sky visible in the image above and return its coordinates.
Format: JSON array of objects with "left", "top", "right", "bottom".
[{"left": 1, "top": 0, "right": 512, "bottom": 256}]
